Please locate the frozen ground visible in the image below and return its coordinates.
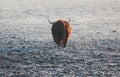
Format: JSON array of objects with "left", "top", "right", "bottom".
[{"left": 0, "top": 0, "right": 120, "bottom": 77}]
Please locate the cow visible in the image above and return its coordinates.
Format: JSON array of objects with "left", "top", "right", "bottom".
[{"left": 48, "top": 19, "right": 72, "bottom": 47}]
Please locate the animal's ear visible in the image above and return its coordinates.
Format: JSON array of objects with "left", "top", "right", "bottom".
[{"left": 68, "top": 19, "right": 71, "bottom": 23}]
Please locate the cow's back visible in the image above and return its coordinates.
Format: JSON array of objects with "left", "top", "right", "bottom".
[{"left": 52, "top": 20, "right": 65, "bottom": 40}]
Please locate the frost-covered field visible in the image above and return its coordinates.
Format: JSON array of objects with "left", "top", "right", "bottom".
[{"left": 0, "top": 0, "right": 120, "bottom": 77}]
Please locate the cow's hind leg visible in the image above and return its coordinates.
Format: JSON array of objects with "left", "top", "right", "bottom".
[
  {"left": 52, "top": 35, "right": 59, "bottom": 46},
  {"left": 63, "top": 36, "right": 68, "bottom": 47},
  {"left": 58, "top": 40, "right": 62, "bottom": 47},
  {"left": 63, "top": 33, "right": 70, "bottom": 47}
]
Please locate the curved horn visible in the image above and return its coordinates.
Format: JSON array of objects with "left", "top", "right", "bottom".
[
  {"left": 48, "top": 19, "right": 54, "bottom": 24},
  {"left": 68, "top": 19, "right": 71, "bottom": 23}
]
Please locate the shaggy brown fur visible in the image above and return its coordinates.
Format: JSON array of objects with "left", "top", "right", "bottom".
[{"left": 48, "top": 19, "right": 71, "bottom": 47}]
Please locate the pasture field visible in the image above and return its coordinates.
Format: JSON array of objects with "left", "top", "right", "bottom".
[{"left": 0, "top": 0, "right": 120, "bottom": 76}]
